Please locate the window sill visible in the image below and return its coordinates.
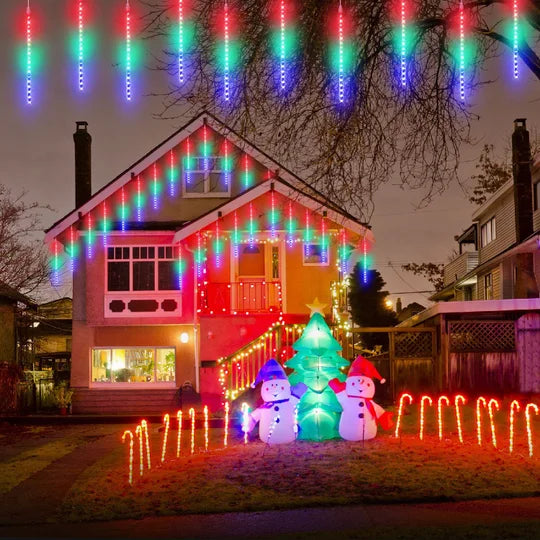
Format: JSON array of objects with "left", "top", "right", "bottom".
[{"left": 90, "top": 382, "right": 177, "bottom": 389}]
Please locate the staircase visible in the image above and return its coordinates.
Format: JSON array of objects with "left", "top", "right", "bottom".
[{"left": 72, "top": 388, "right": 180, "bottom": 415}]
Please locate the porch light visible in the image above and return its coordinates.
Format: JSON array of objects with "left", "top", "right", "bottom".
[{"left": 180, "top": 332, "right": 189, "bottom": 343}]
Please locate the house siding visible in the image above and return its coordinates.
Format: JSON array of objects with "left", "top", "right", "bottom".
[{"left": 477, "top": 190, "right": 516, "bottom": 264}]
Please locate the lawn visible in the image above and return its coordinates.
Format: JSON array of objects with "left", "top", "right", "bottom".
[{"left": 58, "top": 400, "right": 540, "bottom": 523}]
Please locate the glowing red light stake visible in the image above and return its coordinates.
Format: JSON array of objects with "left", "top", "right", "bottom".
[
  {"left": 437, "top": 395, "right": 450, "bottom": 441},
  {"left": 525, "top": 403, "right": 538, "bottom": 457},
  {"left": 161, "top": 413, "right": 170, "bottom": 462},
  {"left": 509, "top": 399, "right": 520, "bottom": 453},
  {"left": 176, "top": 410, "right": 182, "bottom": 457},
  {"left": 394, "top": 393, "right": 413, "bottom": 438},
  {"left": 419, "top": 395, "right": 432, "bottom": 440},
  {"left": 476, "top": 396, "right": 487, "bottom": 446},
  {"left": 454, "top": 394, "right": 466, "bottom": 443},
  {"left": 487, "top": 398, "right": 500, "bottom": 448}
]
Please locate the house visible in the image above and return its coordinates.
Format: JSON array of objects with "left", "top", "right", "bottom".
[
  {"left": 432, "top": 119, "right": 539, "bottom": 303},
  {"left": 395, "top": 298, "right": 425, "bottom": 324},
  {"left": 44, "top": 113, "right": 372, "bottom": 414}
]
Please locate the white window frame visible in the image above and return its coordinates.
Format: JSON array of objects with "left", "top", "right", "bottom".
[
  {"left": 90, "top": 346, "right": 176, "bottom": 387},
  {"left": 182, "top": 156, "right": 231, "bottom": 198},
  {"left": 106, "top": 245, "right": 180, "bottom": 294},
  {"left": 480, "top": 217, "right": 496, "bottom": 247},
  {"left": 302, "top": 243, "right": 330, "bottom": 267}
]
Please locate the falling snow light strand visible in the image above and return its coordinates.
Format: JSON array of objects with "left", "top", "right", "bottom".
[
  {"left": 153, "top": 163, "right": 158, "bottom": 210},
  {"left": 223, "top": 0, "right": 230, "bottom": 101},
  {"left": 161, "top": 413, "right": 170, "bottom": 462},
  {"left": 508, "top": 400, "right": 520, "bottom": 453},
  {"left": 215, "top": 220, "right": 221, "bottom": 268},
  {"left": 287, "top": 200, "right": 294, "bottom": 248},
  {"left": 69, "top": 226, "right": 76, "bottom": 273},
  {"left": 400, "top": 0, "right": 406, "bottom": 86},
  {"left": 459, "top": 0, "right": 465, "bottom": 101},
  {"left": 394, "top": 393, "right": 413, "bottom": 438},
  {"left": 362, "top": 237, "right": 368, "bottom": 283},
  {"left": 136, "top": 175, "right": 142, "bottom": 222},
  {"left": 125, "top": 0, "right": 132, "bottom": 101},
  {"left": 233, "top": 211, "right": 239, "bottom": 258},
  {"left": 280, "top": 0, "right": 286, "bottom": 91},
  {"left": 178, "top": 0, "right": 184, "bottom": 83},
  {"left": 169, "top": 149, "right": 176, "bottom": 197},
  {"left": 86, "top": 212, "right": 93, "bottom": 259},
  {"left": 78, "top": 0, "right": 84, "bottom": 91},
  {"left": 26, "top": 1, "right": 32, "bottom": 105},
  {"left": 102, "top": 202, "right": 108, "bottom": 247},
  {"left": 454, "top": 394, "right": 466, "bottom": 444},
  {"left": 338, "top": 2, "right": 344, "bottom": 103},
  {"left": 525, "top": 403, "right": 538, "bottom": 457},
  {"left": 120, "top": 186, "right": 126, "bottom": 232},
  {"left": 513, "top": 0, "right": 519, "bottom": 79}
]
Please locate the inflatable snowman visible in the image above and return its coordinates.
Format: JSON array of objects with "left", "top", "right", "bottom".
[
  {"left": 329, "top": 355, "right": 393, "bottom": 441},
  {"left": 248, "top": 359, "right": 307, "bottom": 444}
]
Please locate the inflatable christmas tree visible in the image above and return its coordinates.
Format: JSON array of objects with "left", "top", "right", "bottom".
[{"left": 285, "top": 299, "right": 349, "bottom": 440}]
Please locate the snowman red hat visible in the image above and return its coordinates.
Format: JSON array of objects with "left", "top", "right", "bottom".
[{"left": 348, "top": 355, "right": 386, "bottom": 384}]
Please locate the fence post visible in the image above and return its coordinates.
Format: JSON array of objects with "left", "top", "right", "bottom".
[{"left": 389, "top": 331, "right": 396, "bottom": 402}]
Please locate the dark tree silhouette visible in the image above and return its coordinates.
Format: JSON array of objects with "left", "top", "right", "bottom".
[{"left": 141, "top": 0, "right": 540, "bottom": 221}]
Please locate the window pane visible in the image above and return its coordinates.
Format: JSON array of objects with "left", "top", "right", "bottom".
[
  {"left": 92, "top": 349, "right": 111, "bottom": 382},
  {"left": 166, "top": 247, "right": 173, "bottom": 259},
  {"left": 111, "top": 348, "right": 155, "bottom": 383},
  {"left": 158, "top": 261, "right": 179, "bottom": 290},
  {"left": 107, "top": 247, "right": 114, "bottom": 259},
  {"left": 141, "top": 247, "right": 148, "bottom": 259},
  {"left": 133, "top": 247, "right": 140, "bottom": 259},
  {"left": 156, "top": 349, "right": 175, "bottom": 382},
  {"left": 185, "top": 172, "right": 205, "bottom": 193},
  {"left": 133, "top": 261, "right": 155, "bottom": 291},
  {"left": 107, "top": 262, "right": 130, "bottom": 291},
  {"left": 149, "top": 247, "right": 155, "bottom": 259},
  {"left": 303, "top": 244, "right": 329, "bottom": 265},
  {"left": 209, "top": 172, "right": 228, "bottom": 193},
  {"left": 158, "top": 247, "right": 164, "bottom": 259},
  {"left": 123, "top": 247, "right": 130, "bottom": 259}
]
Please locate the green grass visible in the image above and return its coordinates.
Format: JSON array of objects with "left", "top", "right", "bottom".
[{"left": 58, "top": 401, "right": 539, "bottom": 523}]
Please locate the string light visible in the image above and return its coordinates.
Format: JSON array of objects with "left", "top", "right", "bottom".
[
  {"left": 189, "top": 407, "right": 195, "bottom": 454},
  {"left": 394, "top": 393, "right": 413, "bottom": 438},
  {"left": 223, "top": 402, "right": 229, "bottom": 447},
  {"left": 459, "top": 0, "right": 465, "bottom": 101},
  {"left": 454, "top": 394, "right": 466, "bottom": 444},
  {"left": 223, "top": 0, "right": 230, "bottom": 101},
  {"left": 141, "top": 419, "right": 151, "bottom": 469},
  {"left": 51, "top": 240, "right": 61, "bottom": 287},
  {"left": 280, "top": 0, "right": 286, "bottom": 91},
  {"left": 26, "top": 1, "right": 32, "bottom": 105},
  {"left": 270, "top": 190, "right": 277, "bottom": 240},
  {"left": 196, "top": 231, "right": 204, "bottom": 278},
  {"left": 176, "top": 410, "right": 182, "bottom": 457},
  {"left": 339, "top": 228, "right": 348, "bottom": 275},
  {"left": 136, "top": 174, "right": 142, "bottom": 222},
  {"left": 178, "top": 0, "right": 184, "bottom": 83},
  {"left": 362, "top": 237, "right": 368, "bottom": 283},
  {"left": 476, "top": 396, "right": 487, "bottom": 446},
  {"left": 321, "top": 214, "right": 327, "bottom": 264},
  {"left": 125, "top": 0, "right": 132, "bottom": 101},
  {"left": 185, "top": 136, "right": 192, "bottom": 186},
  {"left": 215, "top": 219, "right": 222, "bottom": 268},
  {"left": 122, "top": 430, "right": 134, "bottom": 485},
  {"left": 153, "top": 163, "right": 159, "bottom": 210},
  {"left": 69, "top": 226, "right": 76, "bottom": 273},
  {"left": 102, "top": 202, "right": 108, "bottom": 246},
  {"left": 135, "top": 425, "right": 144, "bottom": 477},
  {"left": 487, "top": 398, "right": 500, "bottom": 448},
  {"left": 241, "top": 402, "right": 249, "bottom": 444},
  {"left": 287, "top": 200, "right": 295, "bottom": 248},
  {"left": 248, "top": 203, "right": 255, "bottom": 248},
  {"left": 86, "top": 212, "right": 94, "bottom": 259},
  {"left": 303, "top": 209, "right": 311, "bottom": 259},
  {"left": 513, "top": 0, "right": 519, "bottom": 78},
  {"left": 525, "top": 403, "right": 538, "bottom": 458},
  {"left": 338, "top": 2, "right": 344, "bottom": 103},
  {"left": 233, "top": 210, "right": 240, "bottom": 258},
  {"left": 509, "top": 400, "right": 520, "bottom": 453},
  {"left": 161, "top": 413, "right": 170, "bottom": 462},
  {"left": 169, "top": 149, "right": 176, "bottom": 197},
  {"left": 437, "top": 395, "right": 450, "bottom": 441},
  {"left": 419, "top": 395, "right": 432, "bottom": 440},
  {"left": 120, "top": 186, "right": 126, "bottom": 232},
  {"left": 204, "top": 405, "right": 209, "bottom": 451},
  {"left": 400, "top": 0, "right": 406, "bottom": 86},
  {"left": 223, "top": 139, "right": 230, "bottom": 188},
  {"left": 78, "top": 0, "right": 84, "bottom": 91}
]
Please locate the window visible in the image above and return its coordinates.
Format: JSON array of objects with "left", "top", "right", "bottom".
[
  {"left": 464, "top": 286, "right": 473, "bottom": 301},
  {"left": 183, "top": 157, "right": 230, "bottom": 197},
  {"left": 91, "top": 347, "right": 175, "bottom": 383},
  {"left": 303, "top": 244, "right": 330, "bottom": 266},
  {"left": 484, "top": 273, "right": 493, "bottom": 300},
  {"left": 534, "top": 182, "right": 540, "bottom": 211},
  {"left": 107, "top": 246, "right": 180, "bottom": 292},
  {"left": 480, "top": 217, "right": 496, "bottom": 247}
]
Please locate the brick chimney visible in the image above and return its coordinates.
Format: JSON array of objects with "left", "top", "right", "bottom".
[
  {"left": 74, "top": 121, "right": 92, "bottom": 208},
  {"left": 512, "top": 118, "right": 533, "bottom": 243}
]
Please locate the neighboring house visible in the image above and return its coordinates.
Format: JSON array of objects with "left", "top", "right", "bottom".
[
  {"left": 32, "top": 298, "right": 72, "bottom": 376},
  {"left": 395, "top": 299, "right": 425, "bottom": 324},
  {"left": 0, "top": 281, "right": 35, "bottom": 365},
  {"left": 44, "top": 113, "right": 372, "bottom": 414},
  {"left": 433, "top": 119, "right": 539, "bottom": 303}
]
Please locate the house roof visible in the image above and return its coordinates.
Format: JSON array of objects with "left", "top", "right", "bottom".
[
  {"left": 45, "top": 111, "right": 370, "bottom": 243},
  {"left": 0, "top": 281, "right": 36, "bottom": 307}
]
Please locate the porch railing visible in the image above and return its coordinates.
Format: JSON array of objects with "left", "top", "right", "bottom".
[{"left": 198, "top": 281, "right": 282, "bottom": 315}]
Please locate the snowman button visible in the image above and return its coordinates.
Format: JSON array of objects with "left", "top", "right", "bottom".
[
  {"left": 359, "top": 402, "right": 364, "bottom": 407},
  {"left": 358, "top": 413, "right": 364, "bottom": 419},
  {"left": 274, "top": 406, "right": 279, "bottom": 411},
  {"left": 276, "top": 418, "right": 280, "bottom": 423}
]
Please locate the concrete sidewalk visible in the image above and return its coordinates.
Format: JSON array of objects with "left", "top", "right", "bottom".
[{"left": 0, "top": 497, "right": 538, "bottom": 539}]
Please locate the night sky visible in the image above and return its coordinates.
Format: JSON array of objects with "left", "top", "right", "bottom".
[{"left": 1, "top": 0, "right": 538, "bottom": 307}]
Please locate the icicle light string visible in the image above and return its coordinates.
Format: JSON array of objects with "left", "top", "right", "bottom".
[
  {"left": 125, "top": 0, "right": 132, "bottom": 101},
  {"left": 338, "top": 1, "right": 344, "bottom": 103},
  {"left": 459, "top": 0, "right": 465, "bottom": 101},
  {"left": 26, "top": 0, "right": 32, "bottom": 105},
  {"left": 223, "top": 0, "right": 230, "bottom": 101}
]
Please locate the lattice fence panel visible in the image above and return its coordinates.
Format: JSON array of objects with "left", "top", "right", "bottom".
[
  {"left": 395, "top": 331, "right": 433, "bottom": 358},
  {"left": 449, "top": 321, "right": 516, "bottom": 353}
]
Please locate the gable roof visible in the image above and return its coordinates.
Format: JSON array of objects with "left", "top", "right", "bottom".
[{"left": 44, "top": 111, "right": 369, "bottom": 243}]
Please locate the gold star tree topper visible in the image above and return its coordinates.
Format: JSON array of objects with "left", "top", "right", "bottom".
[{"left": 306, "top": 297, "right": 328, "bottom": 316}]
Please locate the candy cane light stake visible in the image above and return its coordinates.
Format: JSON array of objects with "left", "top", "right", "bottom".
[
  {"left": 437, "top": 395, "right": 450, "bottom": 441},
  {"left": 394, "top": 393, "right": 413, "bottom": 438},
  {"left": 525, "top": 403, "right": 538, "bottom": 458},
  {"left": 419, "top": 395, "right": 432, "bottom": 441},
  {"left": 454, "top": 394, "right": 466, "bottom": 444},
  {"left": 509, "top": 400, "right": 520, "bottom": 454}
]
